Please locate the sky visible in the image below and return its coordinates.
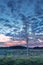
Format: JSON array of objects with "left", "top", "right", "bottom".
[{"left": 0, "top": 0, "right": 43, "bottom": 47}]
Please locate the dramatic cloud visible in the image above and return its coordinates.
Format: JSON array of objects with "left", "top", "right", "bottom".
[{"left": 0, "top": 0, "right": 43, "bottom": 47}]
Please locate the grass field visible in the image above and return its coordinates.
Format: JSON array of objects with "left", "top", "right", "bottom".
[
  {"left": 0, "top": 56, "right": 43, "bottom": 65},
  {"left": 0, "top": 49, "right": 43, "bottom": 56},
  {"left": 0, "top": 49, "right": 43, "bottom": 65}
]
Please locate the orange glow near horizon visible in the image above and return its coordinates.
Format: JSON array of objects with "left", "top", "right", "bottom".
[
  {"left": 5, "top": 40, "right": 26, "bottom": 47},
  {"left": 0, "top": 34, "right": 26, "bottom": 47},
  {"left": 0, "top": 34, "right": 43, "bottom": 47}
]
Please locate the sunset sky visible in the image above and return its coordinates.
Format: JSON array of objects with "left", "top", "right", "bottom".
[{"left": 0, "top": 0, "right": 43, "bottom": 47}]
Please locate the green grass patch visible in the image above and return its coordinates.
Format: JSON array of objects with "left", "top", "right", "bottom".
[{"left": 0, "top": 56, "right": 43, "bottom": 65}]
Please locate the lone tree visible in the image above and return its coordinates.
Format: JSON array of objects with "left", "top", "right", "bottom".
[{"left": 20, "top": 14, "right": 29, "bottom": 56}]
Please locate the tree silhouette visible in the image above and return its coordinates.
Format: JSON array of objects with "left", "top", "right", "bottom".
[{"left": 20, "top": 13, "right": 29, "bottom": 56}]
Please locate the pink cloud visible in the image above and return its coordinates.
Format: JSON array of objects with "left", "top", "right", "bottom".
[
  {"left": 0, "top": 34, "right": 43, "bottom": 47},
  {"left": 5, "top": 40, "right": 26, "bottom": 47}
]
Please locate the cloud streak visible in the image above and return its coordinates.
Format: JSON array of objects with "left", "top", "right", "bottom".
[{"left": 0, "top": 0, "right": 43, "bottom": 47}]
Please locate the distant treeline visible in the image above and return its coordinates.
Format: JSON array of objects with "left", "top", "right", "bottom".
[
  {"left": 0, "top": 46, "right": 27, "bottom": 49},
  {"left": 0, "top": 46, "right": 43, "bottom": 49}
]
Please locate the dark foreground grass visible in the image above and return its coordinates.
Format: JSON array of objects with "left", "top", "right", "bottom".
[{"left": 0, "top": 56, "right": 43, "bottom": 65}]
